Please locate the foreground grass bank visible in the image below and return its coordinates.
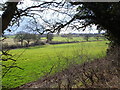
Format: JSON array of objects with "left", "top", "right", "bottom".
[{"left": 2, "top": 41, "right": 108, "bottom": 88}]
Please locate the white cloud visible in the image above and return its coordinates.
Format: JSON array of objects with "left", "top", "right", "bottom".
[{"left": 4, "top": 0, "right": 104, "bottom": 35}]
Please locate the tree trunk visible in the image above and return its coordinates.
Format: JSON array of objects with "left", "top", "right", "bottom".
[
  {"left": 2, "top": 2, "right": 18, "bottom": 34},
  {"left": 21, "top": 41, "right": 23, "bottom": 46},
  {"left": 27, "top": 41, "right": 30, "bottom": 46}
]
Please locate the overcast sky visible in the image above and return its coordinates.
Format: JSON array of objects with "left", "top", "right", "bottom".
[{"left": 1, "top": 0, "right": 103, "bottom": 35}]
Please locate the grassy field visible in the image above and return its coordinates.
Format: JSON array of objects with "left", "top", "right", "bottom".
[
  {"left": 52, "top": 36, "right": 104, "bottom": 42},
  {"left": 3, "top": 36, "right": 105, "bottom": 46},
  {"left": 2, "top": 41, "right": 108, "bottom": 88}
]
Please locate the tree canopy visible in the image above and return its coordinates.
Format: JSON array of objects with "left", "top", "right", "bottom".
[{"left": 1, "top": 1, "right": 120, "bottom": 46}]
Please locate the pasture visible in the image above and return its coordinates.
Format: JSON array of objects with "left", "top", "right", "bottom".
[
  {"left": 3, "top": 35, "right": 105, "bottom": 46},
  {"left": 2, "top": 41, "right": 108, "bottom": 88},
  {"left": 52, "top": 36, "right": 104, "bottom": 42}
]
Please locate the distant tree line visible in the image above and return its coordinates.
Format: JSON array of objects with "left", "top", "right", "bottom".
[
  {"left": 60, "top": 33, "right": 106, "bottom": 41},
  {"left": 14, "top": 31, "right": 54, "bottom": 46},
  {"left": 60, "top": 33, "right": 105, "bottom": 37},
  {"left": 14, "top": 31, "right": 41, "bottom": 46}
]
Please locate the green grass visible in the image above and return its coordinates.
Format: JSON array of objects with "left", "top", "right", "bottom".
[
  {"left": 52, "top": 36, "right": 103, "bottom": 42},
  {"left": 52, "top": 36, "right": 82, "bottom": 42},
  {"left": 3, "top": 36, "right": 105, "bottom": 46},
  {"left": 2, "top": 41, "right": 108, "bottom": 88}
]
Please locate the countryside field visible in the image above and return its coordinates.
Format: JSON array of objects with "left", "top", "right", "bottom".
[
  {"left": 2, "top": 41, "right": 108, "bottom": 88},
  {"left": 52, "top": 36, "right": 104, "bottom": 42},
  {"left": 2, "top": 2, "right": 119, "bottom": 89},
  {"left": 3, "top": 36, "right": 105, "bottom": 46}
]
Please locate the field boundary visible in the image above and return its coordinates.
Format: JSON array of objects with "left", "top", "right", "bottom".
[
  {"left": 3, "top": 40, "right": 105, "bottom": 50},
  {"left": 50, "top": 40, "right": 104, "bottom": 45}
]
